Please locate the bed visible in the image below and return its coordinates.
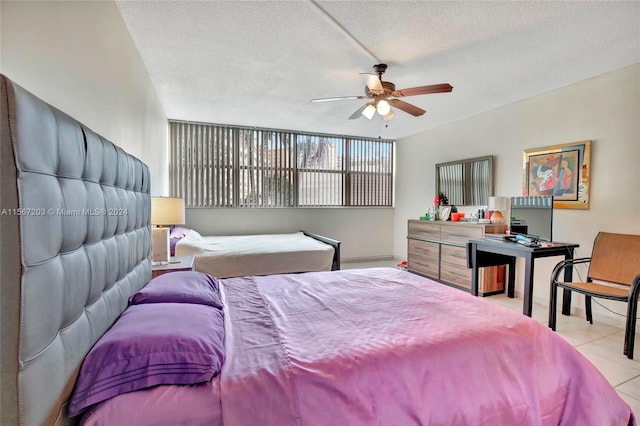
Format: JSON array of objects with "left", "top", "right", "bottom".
[
  {"left": 77, "top": 267, "right": 635, "bottom": 426},
  {"left": 1, "top": 74, "right": 635, "bottom": 426},
  {"left": 173, "top": 228, "right": 341, "bottom": 278}
]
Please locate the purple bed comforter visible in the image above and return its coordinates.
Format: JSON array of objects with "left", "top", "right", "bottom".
[
  {"left": 83, "top": 267, "right": 634, "bottom": 425},
  {"left": 219, "top": 268, "right": 634, "bottom": 425}
]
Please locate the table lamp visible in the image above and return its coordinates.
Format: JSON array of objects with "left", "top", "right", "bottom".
[
  {"left": 488, "top": 196, "right": 508, "bottom": 224},
  {"left": 151, "top": 197, "right": 185, "bottom": 264}
]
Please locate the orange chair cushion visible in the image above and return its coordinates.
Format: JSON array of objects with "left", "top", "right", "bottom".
[{"left": 588, "top": 232, "right": 640, "bottom": 286}]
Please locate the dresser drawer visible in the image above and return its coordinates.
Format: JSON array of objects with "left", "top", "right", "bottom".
[
  {"left": 440, "top": 263, "right": 472, "bottom": 289},
  {"left": 440, "top": 245, "right": 471, "bottom": 288},
  {"left": 409, "top": 258, "right": 439, "bottom": 278},
  {"left": 409, "top": 238, "right": 439, "bottom": 257},
  {"left": 408, "top": 239, "right": 439, "bottom": 278},
  {"left": 440, "top": 225, "right": 483, "bottom": 245},
  {"left": 408, "top": 220, "right": 440, "bottom": 241},
  {"left": 440, "top": 245, "right": 468, "bottom": 268}
]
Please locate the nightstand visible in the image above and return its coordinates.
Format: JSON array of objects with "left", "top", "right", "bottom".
[{"left": 151, "top": 255, "right": 195, "bottom": 278}]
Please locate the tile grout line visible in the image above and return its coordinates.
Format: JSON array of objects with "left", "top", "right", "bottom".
[
  {"left": 616, "top": 388, "right": 640, "bottom": 401},
  {"left": 570, "top": 332, "right": 623, "bottom": 348},
  {"left": 616, "top": 375, "right": 640, "bottom": 389}
]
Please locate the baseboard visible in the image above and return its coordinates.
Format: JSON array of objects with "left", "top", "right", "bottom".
[{"left": 341, "top": 255, "right": 397, "bottom": 264}]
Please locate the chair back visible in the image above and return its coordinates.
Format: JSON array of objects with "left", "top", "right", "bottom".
[{"left": 588, "top": 232, "right": 640, "bottom": 286}]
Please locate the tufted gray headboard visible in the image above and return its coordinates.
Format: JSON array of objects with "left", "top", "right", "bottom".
[{"left": 0, "top": 75, "right": 152, "bottom": 425}]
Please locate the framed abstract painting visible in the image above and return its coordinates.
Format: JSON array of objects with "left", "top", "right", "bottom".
[{"left": 522, "top": 140, "right": 591, "bottom": 209}]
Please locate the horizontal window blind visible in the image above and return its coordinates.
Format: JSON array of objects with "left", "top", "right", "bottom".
[{"left": 169, "top": 120, "right": 394, "bottom": 208}]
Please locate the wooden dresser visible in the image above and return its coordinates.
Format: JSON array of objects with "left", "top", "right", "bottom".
[{"left": 407, "top": 220, "right": 507, "bottom": 295}]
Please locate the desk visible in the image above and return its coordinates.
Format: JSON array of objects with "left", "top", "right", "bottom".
[{"left": 468, "top": 239, "right": 579, "bottom": 317}]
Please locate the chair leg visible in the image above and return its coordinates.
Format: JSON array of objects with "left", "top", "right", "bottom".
[
  {"left": 585, "top": 295, "right": 593, "bottom": 324},
  {"left": 625, "top": 298, "right": 638, "bottom": 359},
  {"left": 549, "top": 283, "right": 558, "bottom": 331}
]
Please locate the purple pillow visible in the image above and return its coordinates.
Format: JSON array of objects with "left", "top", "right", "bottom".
[
  {"left": 131, "top": 271, "right": 222, "bottom": 309},
  {"left": 169, "top": 227, "right": 191, "bottom": 256},
  {"left": 170, "top": 226, "right": 191, "bottom": 239},
  {"left": 68, "top": 303, "right": 225, "bottom": 417},
  {"left": 170, "top": 238, "right": 179, "bottom": 256}
]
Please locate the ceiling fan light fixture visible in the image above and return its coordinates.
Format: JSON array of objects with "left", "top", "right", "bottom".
[
  {"left": 311, "top": 64, "right": 452, "bottom": 121},
  {"left": 362, "top": 104, "right": 376, "bottom": 120},
  {"left": 376, "top": 99, "right": 391, "bottom": 115}
]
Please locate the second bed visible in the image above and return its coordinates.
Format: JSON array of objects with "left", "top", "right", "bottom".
[{"left": 174, "top": 229, "right": 340, "bottom": 278}]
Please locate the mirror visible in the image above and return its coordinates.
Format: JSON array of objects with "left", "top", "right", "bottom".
[{"left": 436, "top": 155, "right": 493, "bottom": 206}]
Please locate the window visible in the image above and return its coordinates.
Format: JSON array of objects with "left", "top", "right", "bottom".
[
  {"left": 237, "top": 129, "right": 294, "bottom": 207},
  {"left": 169, "top": 121, "right": 394, "bottom": 207},
  {"left": 348, "top": 138, "right": 394, "bottom": 206},
  {"left": 297, "top": 135, "right": 344, "bottom": 206}
]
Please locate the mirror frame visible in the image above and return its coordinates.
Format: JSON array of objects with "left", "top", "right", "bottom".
[{"left": 435, "top": 155, "right": 494, "bottom": 206}]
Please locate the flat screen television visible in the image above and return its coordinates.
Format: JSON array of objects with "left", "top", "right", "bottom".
[{"left": 510, "top": 196, "right": 553, "bottom": 242}]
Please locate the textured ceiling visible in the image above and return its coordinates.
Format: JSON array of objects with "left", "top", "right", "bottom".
[{"left": 116, "top": 1, "right": 640, "bottom": 140}]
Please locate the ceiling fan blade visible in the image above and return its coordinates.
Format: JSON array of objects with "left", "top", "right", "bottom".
[
  {"left": 348, "top": 104, "right": 369, "bottom": 120},
  {"left": 388, "top": 99, "right": 426, "bottom": 117},
  {"left": 392, "top": 83, "right": 453, "bottom": 97},
  {"left": 311, "top": 95, "right": 367, "bottom": 103},
  {"left": 360, "top": 73, "right": 383, "bottom": 94}
]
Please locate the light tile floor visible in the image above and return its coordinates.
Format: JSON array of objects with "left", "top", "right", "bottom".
[{"left": 341, "top": 260, "right": 640, "bottom": 416}]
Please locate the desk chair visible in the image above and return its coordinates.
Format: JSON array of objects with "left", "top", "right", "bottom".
[{"left": 549, "top": 232, "right": 640, "bottom": 359}]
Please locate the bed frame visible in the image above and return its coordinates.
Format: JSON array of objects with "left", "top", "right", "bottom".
[
  {"left": 301, "top": 230, "right": 341, "bottom": 270},
  {"left": 1, "top": 75, "right": 151, "bottom": 425}
]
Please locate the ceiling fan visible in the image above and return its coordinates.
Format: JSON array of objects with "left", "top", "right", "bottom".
[{"left": 311, "top": 64, "right": 453, "bottom": 121}]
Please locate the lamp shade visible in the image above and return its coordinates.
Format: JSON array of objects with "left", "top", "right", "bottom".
[
  {"left": 361, "top": 104, "right": 376, "bottom": 120},
  {"left": 376, "top": 99, "right": 391, "bottom": 115},
  {"left": 151, "top": 197, "right": 185, "bottom": 226},
  {"left": 488, "top": 196, "right": 508, "bottom": 212}
]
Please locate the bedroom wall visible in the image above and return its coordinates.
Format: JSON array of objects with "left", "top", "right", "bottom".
[
  {"left": 186, "top": 207, "right": 394, "bottom": 262},
  {"left": 0, "top": 1, "right": 395, "bottom": 260},
  {"left": 394, "top": 63, "right": 640, "bottom": 326},
  {"left": 0, "top": 0, "right": 168, "bottom": 195}
]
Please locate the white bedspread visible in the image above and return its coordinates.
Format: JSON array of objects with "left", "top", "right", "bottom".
[{"left": 175, "top": 231, "right": 334, "bottom": 278}]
